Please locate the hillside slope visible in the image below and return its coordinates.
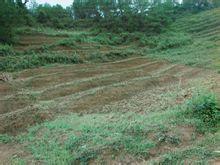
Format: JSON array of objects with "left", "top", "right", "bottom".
[
  {"left": 0, "top": 8, "right": 220, "bottom": 164},
  {"left": 146, "top": 7, "right": 220, "bottom": 71}
]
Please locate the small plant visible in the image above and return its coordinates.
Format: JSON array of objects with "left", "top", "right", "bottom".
[
  {"left": 157, "top": 132, "right": 181, "bottom": 145},
  {"left": 11, "top": 157, "right": 26, "bottom": 165},
  {"left": 0, "top": 53, "right": 83, "bottom": 71},
  {"left": 87, "top": 52, "right": 107, "bottom": 62},
  {"left": 105, "top": 51, "right": 130, "bottom": 60},
  {"left": 0, "top": 44, "right": 15, "bottom": 56},
  {"left": 56, "top": 38, "right": 76, "bottom": 47},
  {"left": 0, "top": 134, "right": 13, "bottom": 143},
  {"left": 187, "top": 92, "right": 219, "bottom": 126}
]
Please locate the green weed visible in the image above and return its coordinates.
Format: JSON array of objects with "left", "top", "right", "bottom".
[
  {"left": 0, "top": 134, "right": 13, "bottom": 143},
  {"left": 0, "top": 53, "right": 82, "bottom": 71},
  {"left": 159, "top": 147, "right": 215, "bottom": 165},
  {"left": 11, "top": 157, "right": 26, "bottom": 165},
  {"left": 187, "top": 92, "right": 219, "bottom": 127},
  {"left": 0, "top": 44, "right": 15, "bottom": 56}
]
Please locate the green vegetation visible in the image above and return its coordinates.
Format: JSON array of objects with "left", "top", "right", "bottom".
[
  {"left": 1, "top": 91, "right": 218, "bottom": 164},
  {"left": 0, "top": 134, "right": 13, "bottom": 144},
  {"left": 2, "top": 0, "right": 220, "bottom": 44},
  {"left": 0, "top": 44, "right": 15, "bottom": 56},
  {"left": 0, "top": 1, "right": 220, "bottom": 164},
  {"left": 0, "top": 2, "right": 19, "bottom": 43},
  {"left": 142, "top": 7, "right": 220, "bottom": 70},
  {"left": 188, "top": 92, "right": 219, "bottom": 127},
  {"left": 32, "top": 4, "right": 74, "bottom": 29},
  {"left": 0, "top": 0, "right": 30, "bottom": 43},
  {"left": 0, "top": 53, "right": 82, "bottom": 72}
]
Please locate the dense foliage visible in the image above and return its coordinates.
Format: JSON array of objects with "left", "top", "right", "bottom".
[
  {"left": 1, "top": 0, "right": 220, "bottom": 43},
  {"left": 182, "top": 0, "right": 220, "bottom": 11},
  {"left": 188, "top": 92, "right": 220, "bottom": 126},
  {"left": 0, "top": 0, "right": 31, "bottom": 43},
  {"left": 73, "top": 0, "right": 180, "bottom": 33},
  {"left": 31, "top": 4, "right": 74, "bottom": 29}
]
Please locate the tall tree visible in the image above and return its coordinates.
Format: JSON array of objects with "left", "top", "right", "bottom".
[{"left": 0, "top": 0, "right": 19, "bottom": 43}]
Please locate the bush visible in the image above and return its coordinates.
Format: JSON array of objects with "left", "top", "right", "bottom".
[
  {"left": 157, "top": 32, "right": 192, "bottom": 50},
  {"left": 0, "top": 2, "right": 18, "bottom": 43},
  {"left": 0, "top": 45, "right": 15, "bottom": 56},
  {"left": 105, "top": 51, "right": 131, "bottom": 60},
  {"left": 140, "top": 32, "right": 192, "bottom": 50},
  {"left": 0, "top": 1, "right": 29, "bottom": 43},
  {"left": 87, "top": 52, "right": 107, "bottom": 62},
  {"left": 187, "top": 92, "right": 219, "bottom": 126},
  {"left": 33, "top": 4, "right": 74, "bottom": 29},
  {"left": 56, "top": 39, "right": 76, "bottom": 47},
  {"left": 91, "top": 33, "right": 121, "bottom": 45},
  {"left": 0, "top": 53, "right": 82, "bottom": 71},
  {"left": 0, "top": 134, "right": 13, "bottom": 143}
]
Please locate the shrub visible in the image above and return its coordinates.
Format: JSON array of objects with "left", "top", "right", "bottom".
[
  {"left": 0, "top": 53, "right": 82, "bottom": 71},
  {"left": 140, "top": 32, "right": 193, "bottom": 50},
  {"left": 0, "top": 45, "right": 15, "bottom": 56},
  {"left": 157, "top": 32, "right": 193, "bottom": 50},
  {"left": 91, "top": 33, "right": 121, "bottom": 45},
  {"left": 0, "top": 134, "right": 13, "bottom": 143},
  {"left": 187, "top": 92, "right": 219, "bottom": 126},
  {"left": 87, "top": 52, "right": 107, "bottom": 62},
  {"left": 0, "top": 2, "right": 18, "bottom": 43},
  {"left": 105, "top": 51, "right": 131, "bottom": 60},
  {"left": 56, "top": 39, "right": 76, "bottom": 47}
]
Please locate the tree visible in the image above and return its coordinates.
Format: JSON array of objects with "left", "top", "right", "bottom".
[
  {"left": 212, "top": 0, "right": 220, "bottom": 7},
  {"left": 72, "top": 0, "right": 180, "bottom": 33},
  {"left": 0, "top": 0, "right": 31, "bottom": 43},
  {"left": 182, "top": 0, "right": 212, "bottom": 11},
  {"left": 34, "top": 4, "right": 74, "bottom": 28},
  {"left": 0, "top": 1, "right": 19, "bottom": 43}
]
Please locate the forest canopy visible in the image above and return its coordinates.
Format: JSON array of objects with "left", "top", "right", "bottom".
[{"left": 1, "top": 0, "right": 220, "bottom": 43}]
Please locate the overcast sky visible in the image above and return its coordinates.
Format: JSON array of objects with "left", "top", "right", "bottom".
[{"left": 34, "top": 0, "right": 73, "bottom": 8}]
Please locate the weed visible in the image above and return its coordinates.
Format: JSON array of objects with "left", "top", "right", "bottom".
[
  {"left": 187, "top": 92, "right": 219, "bottom": 127},
  {"left": 105, "top": 51, "right": 131, "bottom": 60},
  {"left": 86, "top": 52, "right": 107, "bottom": 62},
  {"left": 0, "top": 134, "right": 13, "bottom": 143},
  {"left": 11, "top": 157, "right": 26, "bottom": 165},
  {"left": 56, "top": 39, "right": 76, "bottom": 47},
  {"left": 159, "top": 147, "right": 215, "bottom": 164},
  {"left": 0, "top": 44, "right": 15, "bottom": 56},
  {"left": 156, "top": 132, "right": 181, "bottom": 145},
  {"left": 0, "top": 53, "right": 83, "bottom": 71},
  {"left": 156, "top": 32, "right": 192, "bottom": 50}
]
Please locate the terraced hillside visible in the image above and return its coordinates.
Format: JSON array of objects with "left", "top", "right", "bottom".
[
  {"left": 0, "top": 8, "right": 220, "bottom": 165},
  {"left": 0, "top": 57, "right": 212, "bottom": 133},
  {"left": 1, "top": 56, "right": 220, "bottom": 164}
]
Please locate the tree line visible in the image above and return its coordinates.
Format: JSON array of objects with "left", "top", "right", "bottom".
[{"left": 1, "top": 0, "right": 220, "bottom": 43}]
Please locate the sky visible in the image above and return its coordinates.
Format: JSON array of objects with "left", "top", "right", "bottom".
[{"left": 34, "top": 0, "right": 73, "bottom": 8}]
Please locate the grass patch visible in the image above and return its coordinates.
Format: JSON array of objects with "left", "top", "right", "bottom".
[
  {"left": 0, "top": 134, "right": 13, "bottom": 144},
  {"left": 0, "top": 44, "right": 15, "bottom": 56},
  {"left": 158, "top": 147, "right": 216, "bottom": 164},
  {"left": 145, "top": 39, "right": 218, "bottom": 67},
  {"left": 0, "top": 53, "right": 82, "bottom": 71},
  {"left": 9, "top": 91, "right": 218, "bottom": 164},
  {"left": 140, "top": 32, "right": 192, "bottom": 50},
  {"left": 187, "top": 92, "right": 219, "bottom": 127}
]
